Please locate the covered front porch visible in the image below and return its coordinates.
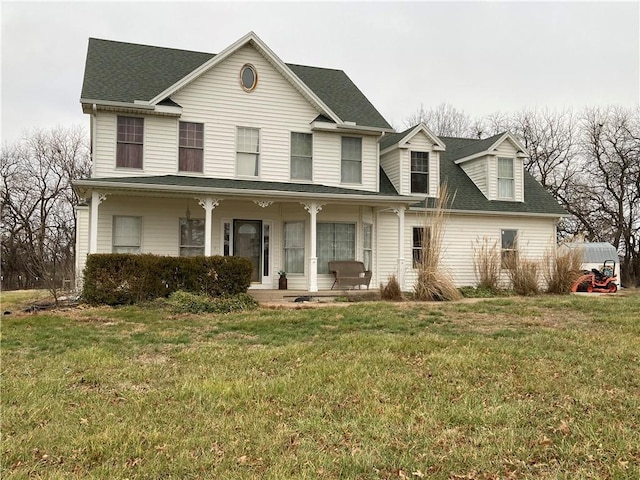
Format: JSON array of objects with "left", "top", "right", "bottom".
[{"left": 74, "top": 175, "right": 421, "bottom": 292}]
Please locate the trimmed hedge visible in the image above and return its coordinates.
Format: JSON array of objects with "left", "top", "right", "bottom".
[{"left": 82, "top": 254, "right": 253, "bottom": 305}]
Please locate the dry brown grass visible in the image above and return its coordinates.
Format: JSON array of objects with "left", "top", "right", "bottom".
[
  {"left": 542, "top": 246, "right": 584, "bottom": 294},
  {"left": 472, "top": 237, "right": 501, "bottom": 291},
  {"left": 380, "top": 274, "right": 403, "bottom": 301},
  {"left": 414, "top": 184, "right": 462, "bottom": 301},
  {"left": 503, "top": 253, "right": 540, "bottom": 295}
]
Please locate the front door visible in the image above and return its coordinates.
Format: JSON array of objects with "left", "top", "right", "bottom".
[{"left": 233, "top": 220, "right": 262, "bottom": 283}]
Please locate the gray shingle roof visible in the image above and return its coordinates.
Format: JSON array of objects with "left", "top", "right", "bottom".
[
  {"left": 420, "top": 136, "right": 567, "bottom": 215},
  {"left": 79, "top": 170, "right": 399, "bottom": 197},
  {"left": 81, "top": 38, "right": 391, "bottom": 129},
  {"left": 444, "top": 132, "right": 506, "bottom": 160},
  {"left": 379, "top": 125, "right": 416, "bottom": 151}
]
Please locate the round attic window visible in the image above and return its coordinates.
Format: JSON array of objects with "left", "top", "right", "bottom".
[{"left": 240, "top": 64, "right": 257, "bottom": 92}]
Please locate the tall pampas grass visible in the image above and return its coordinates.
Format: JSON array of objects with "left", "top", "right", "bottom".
[
  {"left": 413, "top": 184, "right": 461, "bottom": 301},
  {"left": 542, "top": 246, "right": 584, "bottom": 294}
]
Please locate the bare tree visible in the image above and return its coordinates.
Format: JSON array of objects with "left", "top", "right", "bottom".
[
  {"left": 1, "top": 126, "right": 91, "bottom": 299},
  {"left": 404, "top": 103, "right": 475, "bottom": 137},
  {"left": 579, "top": 106, "right": 640, "bottom": 285}
]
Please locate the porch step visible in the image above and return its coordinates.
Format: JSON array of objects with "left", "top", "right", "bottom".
[{"left": 248, "top": 289, "right": 379, "bottom": 304}]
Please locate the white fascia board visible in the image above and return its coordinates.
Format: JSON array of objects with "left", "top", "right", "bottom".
[
  {"left": 407, "top": 205, "right": 570, "bottom": 218},
  {"left": 73, "top": 179, "right": 421, "bottom": 205},
  {"left": 453, "top": 151, "right": 489, "bottom": 164},
  {"left": 381, "top": 124, "right": 447, "bottom": 153},
  {"left": 335, "top": 124, "right": 392, "bottom": 135},
  {"left": 81, "top": 99, "right": 182, "bottom": 117},
  {"left": 146, "top": 32, "right": 343, "bottom": 125},
  {"left": 488, "top": 132, "right": 529, "bottom": 156},
  {"left": 81, "top": 99, "right": 155, "bottom": 111}
]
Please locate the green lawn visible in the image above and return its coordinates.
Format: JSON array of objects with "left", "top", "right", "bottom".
[{"left": 2, "top": 292, "right": 639, "bottom": 479}]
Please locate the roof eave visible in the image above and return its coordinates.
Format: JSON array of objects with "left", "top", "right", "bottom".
[
  {"left": 407, "top": 206, "right": 570, "bottom": 218},
  {"left": 73, "top": 178, "right": 420, "bottom": 205}
]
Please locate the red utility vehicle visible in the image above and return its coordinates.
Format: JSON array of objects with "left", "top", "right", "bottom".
[{"left": 571, "top": 260, "right": 618, "bottom": 293}]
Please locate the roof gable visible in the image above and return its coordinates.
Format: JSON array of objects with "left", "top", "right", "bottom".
[
  {"left": 379, "top": 123, "right": 445, "bottom": 151},
  {"left": 446, "top": 132, "right": 528, "bottom": 164},
  {"left": 81, "top": 33, "right": 392, "bottom": 130}
]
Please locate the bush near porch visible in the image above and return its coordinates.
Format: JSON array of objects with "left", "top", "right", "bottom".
[{"left": 82, "top": 254, "right": 253, "bottom": 305}]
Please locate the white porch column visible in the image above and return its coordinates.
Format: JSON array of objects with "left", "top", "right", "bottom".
[
  {"left": 89, "top": 191, "right": 107, "bottom": 254},
  {"left": 197, "top": 197, "right": 221, "bottom": 256},
  {"left": 302, "top": 202, "right": 324, "bottom": 292},
  {"left": 393, "top": 206, "right": 406, "bottom": 290}
]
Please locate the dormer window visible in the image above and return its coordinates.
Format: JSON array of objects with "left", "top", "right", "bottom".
[
  {"left": 411, "top": 151, "right": 429, "bottom": 194},
  {"left": 498, "top": 157, "right": 514, "bottom": 199}
]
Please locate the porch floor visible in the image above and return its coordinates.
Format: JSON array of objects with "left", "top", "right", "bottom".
[{"left": 248, "top": 288, "right": 380, "bottom": 305}]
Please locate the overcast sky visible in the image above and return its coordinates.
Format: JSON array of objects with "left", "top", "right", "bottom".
[{"left": 1, "top": 1, "right": 638, "bottom": 144}]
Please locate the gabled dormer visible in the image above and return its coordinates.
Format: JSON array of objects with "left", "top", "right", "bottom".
[
  {"left": 446, "top": 132, "right": 528, "bottom": 203},
  {"left": 379, "top": 123, "right": 446, "bottom": 197}
]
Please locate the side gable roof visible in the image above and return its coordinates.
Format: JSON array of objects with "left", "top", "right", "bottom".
[{"left": 81, "top": 35, "right": 391, "bottom": 130}]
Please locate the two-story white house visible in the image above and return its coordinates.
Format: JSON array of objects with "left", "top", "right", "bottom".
[{"left": 74, "top": 32, "right": 567, "bottom": 292}]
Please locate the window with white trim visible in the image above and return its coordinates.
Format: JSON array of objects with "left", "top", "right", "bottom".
[
  {"left": 317, "top": 223, "right": 356, "bottom": 274},
  {"left": 112, "top": 216, "right": 141, "bottom": 253},
  {"left": 179, "top": 218, "right": 205, "bottom": 256},
  {"left": 283, "top": 222, "right": 304, "bottom": 274},
  {"left": 291, "top": 132, "right": 312, "bottom": 180},
  {"left": 498, "top": 157, "right": 515, "bottom": 199},
  {"left": 363, "top": 223, "right": 373, "bottom": 271},
  {"left": 501, "top": 229, "right": 518, "bottom": 268},
  {"left": 116, "top": 117, "right": 143, "bottom": 169},
  {"left": 411, "top": 151, "right": 429, "bottom": 194},
  {"left": 179, "top": 122, "right": 204, "bottom": 172},
  {"left": 236, "top": 127, "right": 259, "bottom": 176},
  {"left": 412, "top": 226, "right": 431, "bottom": 268},
  {"left": 341, "top": 137, "right": 362, "bottom": 183}
]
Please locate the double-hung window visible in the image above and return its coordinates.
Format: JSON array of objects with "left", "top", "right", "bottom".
[
  {"left": 117, "top": 117, "right": 143, "bottom": 168},
  {"left": 411, "top": 151, "right": 429, "bottom": 194},
  {"left": 498, "top": 158, "right": 515, "bottom": 199},
  {"left": 363, "top": 223, "right": 373, "bottom": 271},
  {"left": 291, "top": 132, "right": 312, "bottom": 180},
  {"left": 112, "top": 216, "right": 141, "bottom": 253},
  {"left": 179, "top": 218, "right": 205, "bottom": 256},
  {"left": 236, "top": 127, "right": 259, "bottom": 176},
  {"left": 179, "top": 122, "right": 204, "bottom": 172},
  {"left": 341, "top": 137, "right": 362, "bottom": 183},
  {"left": 412, "top": 226, "right": 431, "bottom": 268},
  {"left": 501, "top": 229, "right": 518, "bottom": 268},
  {"left": 317, "top": 223, "right": 356, "bottom": 274},
  {"left": 283, "top": 222, "right": 305, "bottom": 274}
]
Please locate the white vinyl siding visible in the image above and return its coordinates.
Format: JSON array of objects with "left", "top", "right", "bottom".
[
  {"left": 377, "top": 210, "right": 557, "bottom": 289},
  {"left": 75, "top": 205, "right": 90, "bottom": 289},
  {"left": 380, "top": 148, "right": 402, "bottom": 194},
  {"left": 460, "top": 157, "right": 489, "bottom": 198}
]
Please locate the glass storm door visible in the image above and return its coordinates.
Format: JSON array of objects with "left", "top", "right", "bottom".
[{"left": 233, "top": 220, "right": 262, "bottom": 283}]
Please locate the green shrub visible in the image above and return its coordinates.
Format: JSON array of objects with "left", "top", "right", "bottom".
[
  {"left": 459, "top": 285, "right": 502, "bottom": 298},
  {"left": 167, "top": 290, "right": 258, "bottom": 314},
  {"left": 83, "top": 254, "right": 253, "bottom": 305}
]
